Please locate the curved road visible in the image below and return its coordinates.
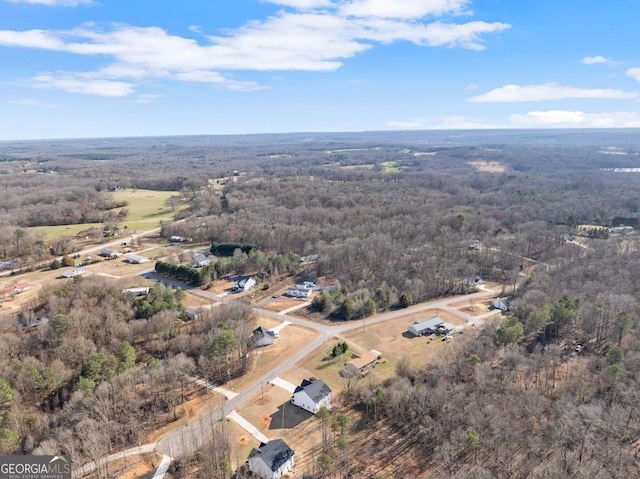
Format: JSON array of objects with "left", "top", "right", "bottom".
[{"left": 155, "top": 287, "right": 497, "bottom": 458}]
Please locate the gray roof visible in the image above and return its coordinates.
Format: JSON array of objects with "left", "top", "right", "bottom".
[
  {"left": 253, "top": 326, "right": 276, "bottom": 340},
  {"left": 410, "top": 317, "right": 444, "bottom": 332},
  {"left": 294, "top": 379, "right": 331, "bottom": 402},
  {"left": 248, "top": 439, "right": 294, "bottom": 472}
]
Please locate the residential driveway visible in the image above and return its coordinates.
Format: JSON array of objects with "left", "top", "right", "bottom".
[
  {"left": 152, "top": 455, "right": 172, "bottom": 479},
  {"left": 187, "top": 375, "right": 239, "bottom": 400},
  {"left": 270, "top": 376, "right": 296, "bottom": 393},
  {"left": 226, "top": 410, "right": 271, "bottom": 444},
  {"left": 270, "top": 321, "right": 291, "bottom": 336}
]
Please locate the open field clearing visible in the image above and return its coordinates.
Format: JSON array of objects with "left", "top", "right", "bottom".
[
  {"left": 449, "top": 298, "right": 494, "bottom": 316},
  {"left": 262, "top": 298, "right": 304, "bottom": 312},
  {"left": 112, "top": 189, "right": 189, "bottom": 230},
  {"left": 468, "top": 160, "right": 506, "bottom": 172},
  {"left": 28, "top": 189, "right": 188, "bottom": 241}
]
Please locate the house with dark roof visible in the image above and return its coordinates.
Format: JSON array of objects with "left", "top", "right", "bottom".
[
  {"left": 251, "top": 326, "right": 277, "bottom": 348},
  {"left": 291, "top": 379, "right": 332, "bottom": 414},
  {"left": 247, "top": 439, "right": 294, "bottom": 479},
  {"left": 232, "top": 276, "right": 256, "bottom": 293}
]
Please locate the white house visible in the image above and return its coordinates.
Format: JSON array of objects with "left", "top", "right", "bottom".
[
  {"left": 170, "top": 235, "right": 185, "bottom": 242},
  {"left": 493, "top": 297, "right": 512, "bottom": 312},
  {"left": 291, "top": 379, "right": 332, "bottom": 414},
  {"left": 247, "top": 439, "right": 294, "bottom": 479},
  {"left": 232, "top": 276, "right": 256, "bottom": 293},
  {"left": 191, "top": 254, "right": 210, "bottom": 268},
  {"left": 125, "top": 254, "right": 148, "bottom": 264},
  {"left": 251, "top": 326, "right": 277, "bottom": 347},
  {"left": 62, "top": 268, "right": 85, "bottom": 279},
  {"left": 100, "top": 249, "right": 121, "bottom": 258},
  {"left": 286, "top": 287, "right": 312, "bottom": 299},
  {"left": 408, "top": 317, "right": 444, "bottom": 336}
]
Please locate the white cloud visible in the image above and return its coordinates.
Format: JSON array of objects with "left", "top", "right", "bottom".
[
  {"left": 0, "top": 1, "right": 508, "bottom": 97},
  {"left": 15, "top": 98, "right": 59, "bottom": 108},
  {"left": 6, "top": 0, "right": 92, "bottom": 6},
  {"left": 433, "top": 115, "right": 498, "bottom": 129},
  {"left": 581, "top": 55, "right": 616, "bottom": 65},
  {"left": 266, "top": 0, "right": 334, "bottom": 8},
  {"left": 626, "top": 68, "right": 640, "bottom": 83},
  {"left": 388, "top": 118, "right": 427, "bottom": 128},
  {"left": 509, "top": 110, "right": 640, "bottom": 128},
  {"left": 29, "top": 73, "right": 135, "bottom": 97},
  {"left": 133, "top": 94, "right": 162, "bottom": 104},
  {"left": 469, "top": 83, "right": 638, "bottom": 103},
  {"left": 339, "top": 0, "right": 470, "bottom": 19}
]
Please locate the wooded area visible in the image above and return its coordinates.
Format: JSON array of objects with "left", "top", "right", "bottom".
[{"left": 1, "top": 130, "right": 640, "bottom": 478}]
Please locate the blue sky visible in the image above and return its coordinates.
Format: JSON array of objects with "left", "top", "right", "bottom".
[{"left": 1, "top": 0, "right": 639, "bottom": 140}]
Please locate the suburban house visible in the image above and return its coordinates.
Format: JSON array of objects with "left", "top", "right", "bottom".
[
  {"left": 493, "top": 297, "right": 512, "bottom": 312},
  {"left": 100, "top": 249, "right": 121, "bottom": 258},
  {"left": 125, "top": 254, "right": 148, "bottom": 264},
  {"left": 247, "top": 439, "right": 295, "bottom": 479},
  {"left": 408, "top": 317, "right": 448, "bottom": 336},
  {"left": 286, "top": 287, "right": 312, "bottom": 299},
  {"left": 1, "top": 282, "right": 30, "bottom": 298},
  {"left": 291, "top": 379, "right": 332, "bottom": 414},
  {"left": 251, "top": 326, "right": 277, "bottom": 347},
  {"left": 232, "top": 276, "right": 256, "bottom": 293},
  {"left": 62, "top": 268, "right": 85, "bottom": 279},
  {"left": 346, "top": 350, "right": 381, "bottom": 375},
  {"left": 169, "top": 235, "right": 185, "bottom": 242},
  {"left": 191, "top": 254, "right": 210, "bottom": 268}
]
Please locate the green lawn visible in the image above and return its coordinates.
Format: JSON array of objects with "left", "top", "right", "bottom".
[
  {"left": 380, "top": 161, "right": 404, "bottom": 172},
  {"left": 29, "top": 189, "right": 188, "bottom": 241}
]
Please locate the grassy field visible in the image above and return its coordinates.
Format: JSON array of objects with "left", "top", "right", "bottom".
[{"left": 29, "top": 189, "right": 188, "bottom": 241}]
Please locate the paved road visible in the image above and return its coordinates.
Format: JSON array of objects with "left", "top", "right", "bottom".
[{"left": 156, "top": 287, "right": 497, "bottom": 458}]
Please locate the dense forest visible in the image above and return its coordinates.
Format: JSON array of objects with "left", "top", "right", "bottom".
[{"left": 1, "top": 130, "right": 640, "bottom": 477}]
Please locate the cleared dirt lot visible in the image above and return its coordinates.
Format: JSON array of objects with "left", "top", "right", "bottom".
[
  {"left": 227, "top": 323, "right": 318, "bottom": 392},
  {"left": 449, "top": 298, "right": 494, "bottom": 316},
  {"left": 262, "top": 298, "right": 303, "bottom": 312}
]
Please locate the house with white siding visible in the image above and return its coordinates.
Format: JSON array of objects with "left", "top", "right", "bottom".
[
  {"left": 291, "top": 379, "right": 332, "bottom": 414},
  {"left": 247, "top": 439, "right": 294, "bottom": 479}
]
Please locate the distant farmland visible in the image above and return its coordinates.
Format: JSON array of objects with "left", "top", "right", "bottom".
[{"left": 29, "top": 189, "right": 188, "bottom": 241}]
